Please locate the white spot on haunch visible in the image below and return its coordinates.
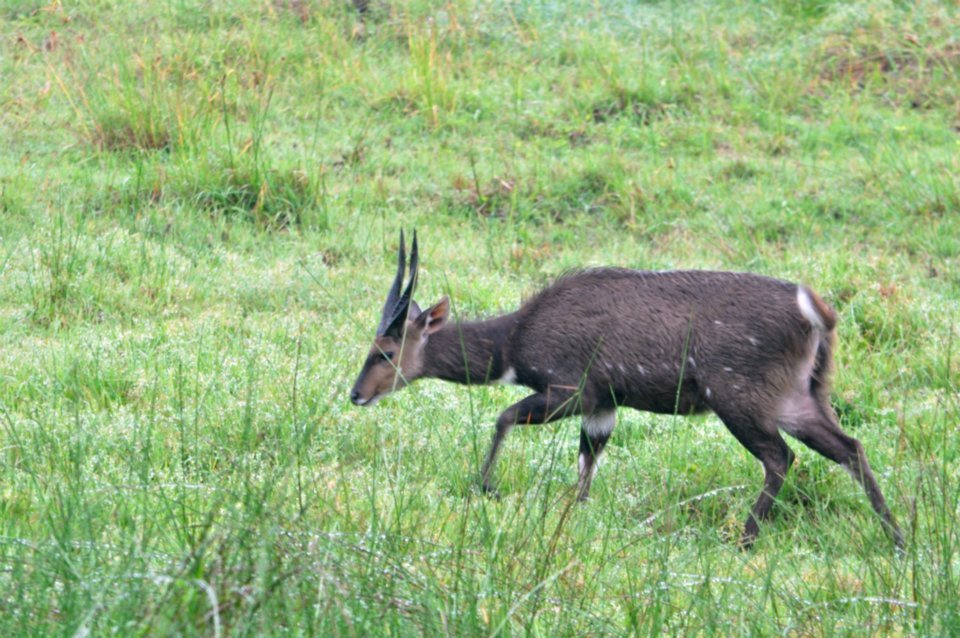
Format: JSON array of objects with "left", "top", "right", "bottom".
[
  {"left": 530, "top": 366, "right": 538, "bottom": 372},
  {"left": 705, "top": 387, "right": 712, "bottom": 399},
  {"left": 687, "top": 356, "right": 696, "bottom": 368},
  {"left": 618, "top": 363, "right": 626, "bottom": 373},
  {"left": 497, "top": 367, "right": 517, "bottom": 385},
  {"left": 547, "top": 368, "right": 554, "bottom": 375},
  {"left": 748, "top": 336, "right": 759, "bottom": 346},
  {"left": 714, "top": 320, "right": 724, "bottom": 326},
  {"left": 637, "top": 364, "right": 646, "bottom": 375},
  {"left": 605, "top": 363, "right": 613, "bottom": 371},
  {"left": 723, "top": 366, "right": 733, "bottom": 373}
]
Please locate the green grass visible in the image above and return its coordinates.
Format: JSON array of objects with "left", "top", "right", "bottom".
[{"left": 1, "top": 0, "right": 959, "bottom": 635}]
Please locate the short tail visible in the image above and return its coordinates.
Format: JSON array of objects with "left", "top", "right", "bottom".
[
  {"left": 797, "top": 286, "right": 837, "bottom": 332},
  {"left": 810, "top": 329, "right": 835, "bottom": 402},
  {"left": 797, "top": 286, "right": 837, "bottom": 401}
]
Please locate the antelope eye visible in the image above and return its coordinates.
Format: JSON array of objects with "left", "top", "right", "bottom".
[{"left": 380, "top": 351, "right": 395, "bottom": 362}]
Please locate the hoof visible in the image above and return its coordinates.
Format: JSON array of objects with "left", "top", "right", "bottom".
[{"left": 481, "top": 483, "right": 501, "bottom": 500}]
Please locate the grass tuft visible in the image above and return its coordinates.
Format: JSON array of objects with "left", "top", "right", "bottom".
[{"left": 184, "top": 159, "right": 322, "bottom": 230}]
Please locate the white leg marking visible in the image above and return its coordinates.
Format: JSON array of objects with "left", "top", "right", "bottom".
[
  {"left": 497, "top": 366, "right": 517, "bottom": 385},
  {"left": 578, "top": 453, "right": 599, "bottom": 480},
  {"left": 583, "top": 411, "right": 616, "bottom": 438}
]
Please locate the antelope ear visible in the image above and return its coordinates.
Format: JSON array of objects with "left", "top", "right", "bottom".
[
  {"left": 414, "top": 297, "right": 449, "bottom": 336},
  {"left": 407, "top": 300, "right": 423, "bottom": 321}
]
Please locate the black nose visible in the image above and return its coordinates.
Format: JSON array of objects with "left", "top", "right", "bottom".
[{"left": 350, "top": 390, "right": 362, "bottom": 405}]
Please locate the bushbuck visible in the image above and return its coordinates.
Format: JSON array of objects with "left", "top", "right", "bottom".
[{"left": 350, "top": 231, "right": 903, "bottom": 548}]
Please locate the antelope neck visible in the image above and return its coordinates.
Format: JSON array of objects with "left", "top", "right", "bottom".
[{"left": 420, "top": 314, "right": 518, "bottom": 385}]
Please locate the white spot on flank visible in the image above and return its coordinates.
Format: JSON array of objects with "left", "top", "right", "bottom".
[
  {"left": 637, "top": 364, "right": 646, "bottom": 375},
  {"left": 723, "top": 367, "right": 733, "bottom": 373},
  {"left": 618, "top": 363, "right": 626, "bottom": 373},
  {"left": 748, "top": 336, "right": 759, "bottom": 346},
  {"left": 797, "top": 287, "right": 826, "bottom": 331},
  {"left": 705, "top": 387, "right": 712, "bottom": 399},
  {"left": 714, "top": 320, "right": 724, "bottom": 326},
  {"left": 687, "top": 356, "right": 696, "bottom": 368},
  {"left": 605, "top": 362, "right": 613, "bottom": 371},
  {"left": 497, "top": 366, "right": 517, "bottom": 385},
  {"left": 530, "top": 366, "right": 538, "bottom": 372},
  {"left": 547, "top": 368, "right": 554, "bottom": 375}
]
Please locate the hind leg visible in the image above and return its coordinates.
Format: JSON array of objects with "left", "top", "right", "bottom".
[
  {"left": 780, "top": 393, "right": 904, "bottom": 548},
  {"left": 714, "top": 406, "right": 795, "bottom": 548}
]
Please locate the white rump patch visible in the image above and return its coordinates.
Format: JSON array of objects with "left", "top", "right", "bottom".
[
  {"left": 497, "top": 366, "right": 517, "bottom": 385},
  {"left": 797, "top": 287, "right": 826, "bottom": 331},
  {"left": 583, "top": 411, "right": 616, "bottom": 438}
]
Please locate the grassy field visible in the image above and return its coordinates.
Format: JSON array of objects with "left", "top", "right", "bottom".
[{"left": 2, "top": 0, "right": 959, "bottom": 635}]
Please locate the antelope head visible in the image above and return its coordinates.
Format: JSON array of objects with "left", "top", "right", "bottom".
[{"left": 350, "top": 231, "right": 449, "bottom": 406}]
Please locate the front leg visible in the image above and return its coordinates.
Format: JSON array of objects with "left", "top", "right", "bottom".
[
  {"left": 480, "top": 388, "right": 582, "bottom": 495},
  {"left": 577, "top": 410, "right": 616, "bottom": 501}
]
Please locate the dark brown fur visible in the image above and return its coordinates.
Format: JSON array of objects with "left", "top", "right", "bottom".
[{"left": 352, "top": 264, "right": 904, "bottom": 549}]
